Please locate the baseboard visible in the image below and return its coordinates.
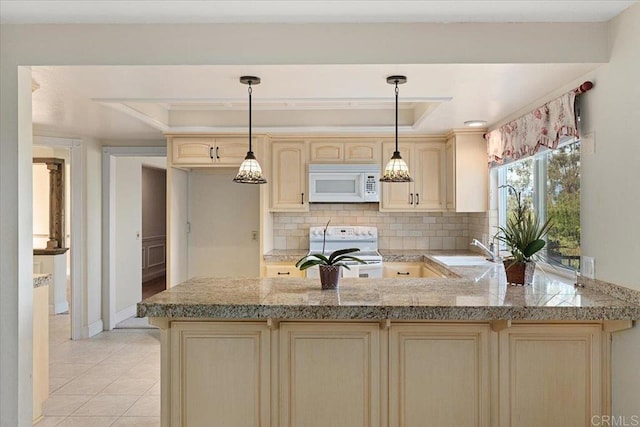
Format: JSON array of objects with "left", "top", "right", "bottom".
[
  {"left": 142, "top": 268, "right": 166, "bottom": 283},
  {"left": 114, "top": 304, "right": 138, "bottom": 325},
  {"left": 53, "top": 301, "right": 69, "bottom": 314},
  {"left": 85, "top": 319, "right": 104, "bottom": 338}
]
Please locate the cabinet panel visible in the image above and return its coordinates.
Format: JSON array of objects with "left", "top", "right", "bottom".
[
  {"left": 310, "top": 142, "right": 343, "bottom": 162},
  {"left": 414, "top": 143, "right": 445, "bottom": 211},
  {"left": 215, "top": 138, "right": 251, "bottom": 165},
  {"left": 264, "top": 263, "right": 305, "bottom": 278},
  {"left": 170, "top": 322, "right": 270, "bottom": 427},
  {"left": 389, "top": 324, "right": 490, "bottom": 427},
  {"left": 271, "top": 142, "right": 308, "bottom": 212},
  {"left": 172, "top": 138, "right": 214, "bottom": 165},
  {"left": 421, "top": 264, "right": 443, "bottom": 278},
  {"left": 446, "top": 132, "right": 487, "bottom": 212},
  {"left": 279, "top": 322, "right": 380, "bottom": 427},
  {"left": 345, "top": 142, "right": 380, "bottom": 163},
  {"left": 380, "top": 142, "right": 413, "bottom": 211},
  {"left": 445, "top": 140, "right": 455, "bottom": 210},
  {"left": 383, "top": 262, "right": 422, "bottom": 278},
  {"left": 499, "top": 324, "right": 602, "bottom": 427}
]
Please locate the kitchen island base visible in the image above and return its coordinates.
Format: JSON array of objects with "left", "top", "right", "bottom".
[{"left": 150, "top": 318, "right": 631, "bottom": 427}]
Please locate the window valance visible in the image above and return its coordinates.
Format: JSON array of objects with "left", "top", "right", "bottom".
[{"left": 486, "top": 81, "right": 593, "bottom": 166}]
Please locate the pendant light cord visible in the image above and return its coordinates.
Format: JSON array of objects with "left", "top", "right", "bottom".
[
  {"left": 248, "top": 82, "right": 253, "bottom": 153},
  {"left": 395, "top": 81, "right": 399, "bottom": 153}
]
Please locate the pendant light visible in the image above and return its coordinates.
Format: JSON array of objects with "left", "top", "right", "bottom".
[
  {"left": 234, "top": 76, "right": 267, "bottom": 184},
  {"left": 380, "top": 75, "right": 412, "bottom": 183}
]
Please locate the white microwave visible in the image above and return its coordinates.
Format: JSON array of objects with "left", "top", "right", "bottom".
[{"left": 308, "top": 164, "right": 380, "bottom": 203}]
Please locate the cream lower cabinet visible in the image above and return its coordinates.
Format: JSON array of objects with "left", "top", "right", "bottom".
[
  {"left": 383, "top": 262, "right": 443, "bottom": 278},
  {"left": 264, "top": 263, "right": 306, "bottom": 278},
  {"left": 389, "top": 324, "right": 491, "bottom": 427},
  {"left": 169, "top": 322, "right": 271, "bottom": 427},
  {"left": 384, "top": 262, "right": 423, "bottom": 278},
  {"left": 279, "top": 322, "right": 380, "bottom": 427},
  {"left": 160, "top": 320, "right": 614, "bottom": 427},
  {"left": 498, "top": 324, "right": 602, "bottom": 427}
]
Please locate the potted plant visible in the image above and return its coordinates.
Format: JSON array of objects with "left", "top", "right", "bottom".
[
  {"left": 296, "top": 221, "right": 366, "bottom": 290},
  {"left": 494, "top": 185, "right": 553, "bottom": 286}
]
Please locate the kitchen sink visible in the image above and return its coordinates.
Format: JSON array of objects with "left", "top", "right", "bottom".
[{"left": 431, "top": 255, "right": 494, "bottom": 266}]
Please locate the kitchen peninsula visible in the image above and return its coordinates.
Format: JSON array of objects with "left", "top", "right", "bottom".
[{"left": 138, "top": 257, "right": 640, "bottom": 427}]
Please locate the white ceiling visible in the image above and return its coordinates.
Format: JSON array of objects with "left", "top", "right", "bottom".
[
  {"left": 21, "top": 1, "right": 625, "bottom": 141},
  {"left": 2, "top": 1, "right": 636, "bottom": 24},
  {"left": 31, "top": 64, "right": 600, "bottom": 140}
]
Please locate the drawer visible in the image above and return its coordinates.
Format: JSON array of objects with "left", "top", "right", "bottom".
[
  {"left": 264, "top": 264, "right": 306, "bottom": 278},
  {"left": 383, "top": 262, "right": 422, "bottom": 278}
]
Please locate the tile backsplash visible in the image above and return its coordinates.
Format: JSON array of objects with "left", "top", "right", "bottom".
[{"left": 273, "top": 204, "right": 490, "bottom": 251}]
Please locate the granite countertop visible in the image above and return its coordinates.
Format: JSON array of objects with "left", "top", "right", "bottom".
[
  {"left": 263, "top": 249, "right": 308, "bottom": 263},
  {"left": 33, "top": 273, "right": 52, "bottom": 288},
  {"left": 138, "top": 261, "right": 640, "bottom": 321}
]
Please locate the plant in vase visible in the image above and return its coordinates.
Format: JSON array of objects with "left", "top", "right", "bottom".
[
  {"left": 494, "top": 185, "right": 553, "bottom": 286},
  {"left": 296, "top": 221, "right": 366, "bottom": 290}
]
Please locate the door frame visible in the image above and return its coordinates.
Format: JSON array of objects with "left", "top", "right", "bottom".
[
  {"left": 33, "top": 136, "right": 84, "bottom": 340},
  {"left": 102, "top": 146, "right": 167, "bottom": 330}
]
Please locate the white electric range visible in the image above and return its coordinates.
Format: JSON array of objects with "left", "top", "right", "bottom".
[{"left": 306, "top": 226, "right": 383, "bottom": 278}]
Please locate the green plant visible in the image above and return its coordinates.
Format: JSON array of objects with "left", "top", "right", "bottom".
[
  {"left": 296, "top": 220, "right": 366, "bottom": 271},
  {"left": 494, "top": 185, "right": 553, "bottom": 264}
]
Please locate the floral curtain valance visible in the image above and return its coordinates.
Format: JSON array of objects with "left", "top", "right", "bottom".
[{"left": 485, "top": 91, "right": 580, "bottom": 166}]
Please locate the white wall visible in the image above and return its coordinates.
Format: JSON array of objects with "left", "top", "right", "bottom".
[
  {"left": 188, "top": 169, "right": 260, "bottom": 277},
  {"left": 0, "top": 17, "right": 635, "bottom": 426},
  {"left": 581, "top": 4, "right": 640, "bottom": 417},
  {"left": 486, "top": 3, "right": 640, "bottom": 416}
]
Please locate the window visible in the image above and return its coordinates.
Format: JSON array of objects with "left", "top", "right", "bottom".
[{"left": 498, "top": 140, "right": 581, "bottom": 271}]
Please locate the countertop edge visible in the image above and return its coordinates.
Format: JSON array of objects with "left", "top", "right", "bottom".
[{"left": 138, "top": 303, "right": 640, "bottom": 321}]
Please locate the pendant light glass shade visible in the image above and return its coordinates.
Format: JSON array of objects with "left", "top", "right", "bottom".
[
  {"left": 381, "top": 151, "right": 412, "bottom": 182},
  {"left": 234, "top": 76, "right": 267, "bottom": 184},
  {"left": 234, "top": 152, "right": 267, "bottom": 184},
  {"left": 380, "top": 75, "right": 412, "bottom": 183}
]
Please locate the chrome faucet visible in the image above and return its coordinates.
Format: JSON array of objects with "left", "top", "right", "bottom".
[{"left": 470, "top": 239, "right": 501, "bottom": 262}]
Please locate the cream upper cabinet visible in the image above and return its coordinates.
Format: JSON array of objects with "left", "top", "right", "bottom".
[
  {"left": 414, "top": 142, "right": 446, "bottom": 210},
  {"left": 170, "top": 136, "right": 259, "bottom": 167},
  {"left": 344, "top": 142, "right": 380, "bottom": 163},
  {"left": 171, "top": 137, "right": 215, "bottom": 165},
  {"left": 279, "top": 322, "right": 380, "bottom": 427},
  {"left": 380, "top": 140, "right": 446, "bottom": 212},
  {"left": 309, "top": 141, "right": 380, "bottom": 163},
  {"left": 445, "top": 131, "right": 488, "bottom": 212},
  {"left": 271, "top": 141, "right": 308, "bottom": 212},
  {"left": 498, "top": 324, "right": 603, "bottom": 427},
  {"left": 214, "top": 137, "right": 252, "bottom": 165},
  {"left": 389, "top": 324, "right": 491, "bottom": 427},
  {"left": 310, "top": 142, "right": 343, "bottom": 162}
]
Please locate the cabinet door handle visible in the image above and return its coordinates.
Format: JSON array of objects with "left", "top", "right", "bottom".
[
  {"left": 397, "top": 272, "right": 410, "bottom": 275},
  {"left": 215, "top": 146, "right": 220, "bottom": 159},
  {"left": 416, "top": 193, "right": 420, "bottom": 205},
  {"left": 301, "top": 193, "right": 305, "bottom": 204},
  {"left": 277, "top": 272, "right": 291, "bottom": 275},
  {"left": 409, "top": 193, "right": 414, "bottom": 205},
  {"left": 209, "top": 146, "right": 214, "bottom": 159}
]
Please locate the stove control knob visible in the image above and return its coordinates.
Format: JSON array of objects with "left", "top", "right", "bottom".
[{"left": 367, "top": 230, "right": 373, "bottom": 236}]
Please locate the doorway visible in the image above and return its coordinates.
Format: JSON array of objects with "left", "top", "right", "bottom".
[{"left": 141, "top": 165, "right": 167, "bottom": 300}]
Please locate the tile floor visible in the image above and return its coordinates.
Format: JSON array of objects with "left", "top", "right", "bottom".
[{"left": 37, "top": 313, "right": 161, "bottom": 426}]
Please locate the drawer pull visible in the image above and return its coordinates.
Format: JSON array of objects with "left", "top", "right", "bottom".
[
  {"left": 397, "top": 272, "right": 410, "bottom": 276},
  {"left": 277, "top": 272, "right": 291, "bottom": 275}
]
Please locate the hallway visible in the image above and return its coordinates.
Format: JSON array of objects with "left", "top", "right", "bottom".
[{"left": 38, "top": 313, "right": 161, "bottom": 426}]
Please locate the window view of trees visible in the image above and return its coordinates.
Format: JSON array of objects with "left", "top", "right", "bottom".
[{"left": 500, "top": 141, "right": 581, "bottom": 270}]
